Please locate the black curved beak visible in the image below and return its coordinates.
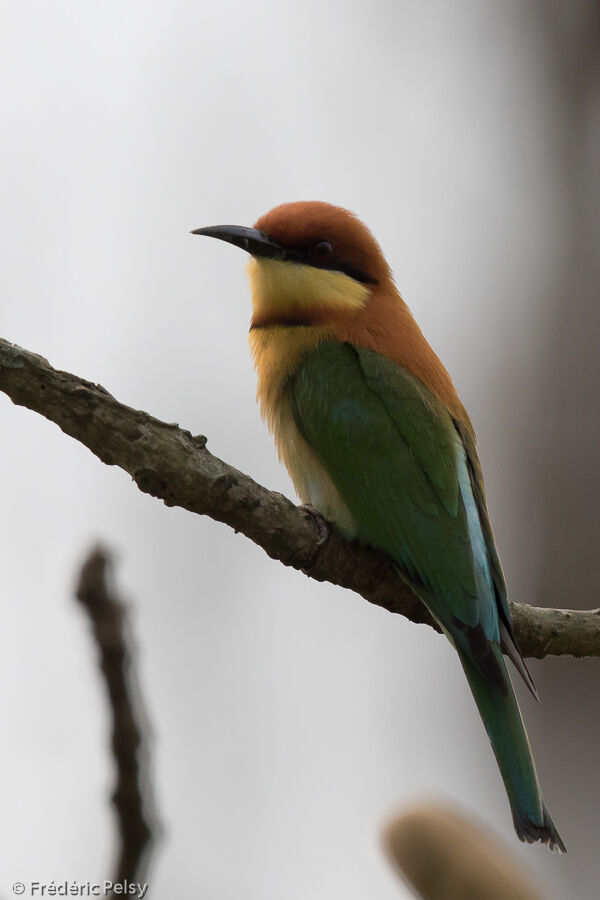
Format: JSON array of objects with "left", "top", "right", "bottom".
[{"left": 191, "top": 224, "right": 291, "bottom": 261}]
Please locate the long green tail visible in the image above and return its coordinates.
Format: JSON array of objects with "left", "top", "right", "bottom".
[{"left": 458, "top": 646, "right": 566, "bottom": 852}]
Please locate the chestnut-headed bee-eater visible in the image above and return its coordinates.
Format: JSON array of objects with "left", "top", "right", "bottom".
[{"left": 193, "top": 201, "right": 565, "bottom": 851}]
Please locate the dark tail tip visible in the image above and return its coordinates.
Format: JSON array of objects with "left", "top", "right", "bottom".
[{"left": 514, "top": 806, "right": 567, "bottom": 853}]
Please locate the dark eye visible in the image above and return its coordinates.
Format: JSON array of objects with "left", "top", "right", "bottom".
[{"left": 310, "top": 240, "right": 335, "bottom": 263}]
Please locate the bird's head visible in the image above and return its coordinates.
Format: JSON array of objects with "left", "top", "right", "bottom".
[{"left": 193, "top": 201, "right": 391, "bottom": 328}]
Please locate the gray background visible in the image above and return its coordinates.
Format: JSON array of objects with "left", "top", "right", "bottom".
[{"left": 1, "top": 1, "right": 598, "bottom": 897}]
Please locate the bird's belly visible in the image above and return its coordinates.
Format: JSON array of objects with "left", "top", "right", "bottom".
[{"left": 274, "top": 398, "right": 357, "bottom": 537}]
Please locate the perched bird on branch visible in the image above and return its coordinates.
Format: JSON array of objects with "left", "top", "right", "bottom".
[{"left": 193, "top": 201, "right": 565, "bottom": 851}]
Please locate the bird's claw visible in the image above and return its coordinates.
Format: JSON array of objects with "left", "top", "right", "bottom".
[{"left": 299, "top": 503, "right": 330, "bottom": 546}]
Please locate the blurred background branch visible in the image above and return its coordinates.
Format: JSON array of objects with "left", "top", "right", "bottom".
[
  {"left": 1, "top": 336, "right": 598, "bottom": 660},
  {"left": 384, "top": 802, "right": 544, "bottom": 900},
  {"left": 75, "top": 546, "right": 158, "bottom": 886}
]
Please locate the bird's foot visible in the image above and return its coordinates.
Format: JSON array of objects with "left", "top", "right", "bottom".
[{"left": 299, "top": 503, "right": 330, "bottom": 546}]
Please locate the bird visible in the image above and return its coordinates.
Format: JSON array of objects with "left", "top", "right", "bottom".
[{"left": 192, "top": 200, "right": 565, "bottom": 852}]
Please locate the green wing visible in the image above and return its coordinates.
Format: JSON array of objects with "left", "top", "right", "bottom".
[{"left": 289, "top": 341, "right": 500, "bottom": 650}]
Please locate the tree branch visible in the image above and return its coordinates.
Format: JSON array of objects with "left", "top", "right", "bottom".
[
  {"left": 75, "top": 546, "right": 158, "bottom": 884},
  {"left": 1, "top": 336, "right": 598, "bottom": 660}
]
